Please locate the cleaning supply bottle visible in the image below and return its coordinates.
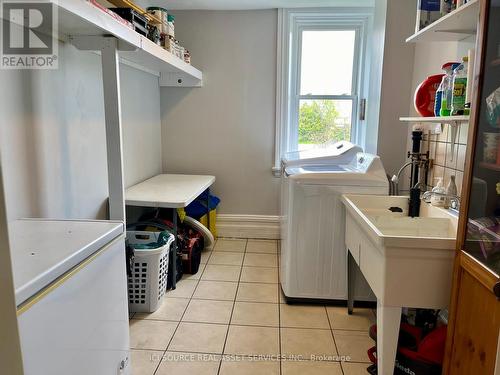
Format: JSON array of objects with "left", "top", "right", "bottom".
[
  {"left": 439, "top": 62, "right": 461, "bottom": 116},
  {"left": 446, "top": 175, "right": 458, "bottom": 208},
  {"left": 434, "top": 62, "right": 460, "bottom": 116},
  {"left": 451, "top": 57, "right": 469, "bottom": 116},
  {"left": 431, "top": 178, "right": 446, "bottom": 207}
]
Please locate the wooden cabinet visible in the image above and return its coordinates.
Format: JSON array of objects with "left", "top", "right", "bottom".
[
  {"left": 444, "top": 0, "right": 500, "bottom": 373},
  {"left": 446, "top": 253, "right": 500, "bottom": 373}
]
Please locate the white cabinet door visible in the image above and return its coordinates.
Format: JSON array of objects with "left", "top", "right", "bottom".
[{"left": 18, "top": 237, "right": 130, "bottom": 375}]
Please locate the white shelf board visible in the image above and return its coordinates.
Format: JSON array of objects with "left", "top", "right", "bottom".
[
  {"left": 125, "top": 174, "right": 216, "bottom": 208},
  {"left": 123, "top": 37, "right": 203, "bottom": 86},
  {"left": 399, "top": 115, "right": 470, "bottom": 123},
  {"left": 406, "top": 0, "right": 479, "bottom": 43},
  {"left": 10, "top": 219, "right": 124, "bottom": 306},
  {"left": 37, "top": 0, "right": 202, "bottom": 86}
]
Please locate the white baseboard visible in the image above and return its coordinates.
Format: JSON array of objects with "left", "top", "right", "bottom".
[{"left": 216, "top": 214, "right": 280, "bottom": 239}]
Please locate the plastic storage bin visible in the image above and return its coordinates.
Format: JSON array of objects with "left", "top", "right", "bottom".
[
  {"left": 126, "top": 230, "right": 174, "bottom": 313},
  {"left": 185, "top": 191, "right": 220, "bottom": 237}
]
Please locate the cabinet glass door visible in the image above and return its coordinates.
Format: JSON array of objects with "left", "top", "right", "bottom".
[{"left": 465, "top": 1, "right": 500, "bottom": 275}]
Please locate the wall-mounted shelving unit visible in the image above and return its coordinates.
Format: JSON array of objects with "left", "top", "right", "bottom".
[
  {"left": 406, "top": 0, "right": 479, "bottom": 43},
  {"left": 33, "top": 0, "right": 203, "bottom": 87},
  {"left": 399, "top": 115, "right": 470, "bottom": 124}
]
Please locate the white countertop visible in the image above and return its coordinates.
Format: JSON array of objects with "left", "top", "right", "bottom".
[
  {"left": 10, "top": 219, "right": 124, "bottom": 306},
  {"left": 125, "top": 174, "right": 216, "bottom": 208}
]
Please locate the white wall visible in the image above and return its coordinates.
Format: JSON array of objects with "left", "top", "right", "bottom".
[
  {"left": 0, "top": 40, "right": 162, "bottom": 222},
  {"left": 363, "top": 0, "right": 387, "bottom": 155},
  {"left": 160, "top": 5, "right": 419, "bottom": 215},
  {"left": 365, "top": 0, "right": 416, "bottom": 177},
  {"left": 160, "top": 10, "right": 280, "bottom": 215}
]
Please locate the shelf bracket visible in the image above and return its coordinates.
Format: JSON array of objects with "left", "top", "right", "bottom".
[
  {"left": 448, "top": 121, "right": 460, "bottom": 163},
  {"left": 160, "top": 72, "right": 203, "bottom": 87},
  {"left": 100, "top": 37, "right": 126, "bottom": 222}
]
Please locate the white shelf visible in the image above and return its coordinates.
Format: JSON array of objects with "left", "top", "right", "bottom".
[
  {"left": 399, "top": 115, "right": 470, "bottom": 124},
  {"left": 47, "top": 0, "right": 202, "bottom": 86},
  {"left": 10, "top": 219, "right": 124, "bottom": 306},
  {"left": 406, "top": 0, "right": 479, "bottom": 43},
  {"left": 125, "top": 174, "right": 216, "bottom": 208}
]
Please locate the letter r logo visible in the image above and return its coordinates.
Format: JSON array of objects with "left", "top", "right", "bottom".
[{"left": 2, "top": 2, "right": 53, "bottom": 54}]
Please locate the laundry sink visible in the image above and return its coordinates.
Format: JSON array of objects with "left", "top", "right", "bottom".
[
  {"left": 342, "top": 194, "right": 458, "bottom": 375},
  {"left": 341, "top": 194, "right": 458, "bottom": 249}
]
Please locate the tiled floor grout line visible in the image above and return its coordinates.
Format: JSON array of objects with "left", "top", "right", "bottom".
[
  {"left": 325, "top": 305, "right": 345, "bottom": 375},
  {"left": 216, "top": 238, "right": 247, "bottom": 375},
  {"left": 151, "top": 239, "right": 217, "bottom": 375},
  {"left": 133, "top": 314, "right": 368, "bottom": 332},
  {"left": 202, "top": 278, "right": 278, "bottom": 284},
  {"left": 193, "top": 297, "right": 279, "bottom": 304}
]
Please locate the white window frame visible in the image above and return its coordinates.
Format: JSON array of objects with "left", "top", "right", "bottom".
[{"left": 273, "top": 8, "right": 373, "bottom": 176}]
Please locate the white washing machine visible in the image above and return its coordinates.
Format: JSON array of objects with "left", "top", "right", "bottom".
[{"left": 280, "top": 142, "right": 388, "bottom": 301}]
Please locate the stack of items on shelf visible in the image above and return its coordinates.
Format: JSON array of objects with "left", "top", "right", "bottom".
[
  {"left": 87, "top": 0, "right": 192, "bottom": 64},
  {"left": 146, "top": 7, "right": 191, "bottom": 64},
  {"left": 416, "top": 0, "right": 472, "bottom": 31},
  {"left": 414, "top": 49, "right": 475, "bottom": 118},
  {"left": 88, "top": 0, "right": 134, "bottom": 28},
  {"left": 109, "top": 7, "right": 148, "bottom": 36}
]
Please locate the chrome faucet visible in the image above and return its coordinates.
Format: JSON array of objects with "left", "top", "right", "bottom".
[{"left": 421, "top": 190, "right": 460, "bottom": 210}]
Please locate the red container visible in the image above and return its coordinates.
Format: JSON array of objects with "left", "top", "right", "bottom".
[{"left": 414, "top": 74, "right": 445, "bottom": 117}]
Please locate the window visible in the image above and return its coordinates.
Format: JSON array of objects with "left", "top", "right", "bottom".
[
  {"left": 298, "top": 30, "right": 357, "bottom": 150},
  {"left": 274, "top": 8, "right": 373, "bottom": 174}
]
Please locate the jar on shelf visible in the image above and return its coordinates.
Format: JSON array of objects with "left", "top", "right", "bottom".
[
  {"left": 147, "top": 25, "right": 161, "bottom": 45},
  {"left": 146, "top": 7, "right": 168, "bottom": 34},
  {"left": 174, "top": 40, "right": 183, "bottom": 59},
  {"left": 184, "top": 50, "right": 191, "bottom": 64},
  {"left": 167, "top": 14, "right": 175, "bottom": 38},
  {"left": 178, "top": 45, "right": 185, "bottom": 59},
  {"left": 161, "top": 34, "right": 175, "bottom": 53}
]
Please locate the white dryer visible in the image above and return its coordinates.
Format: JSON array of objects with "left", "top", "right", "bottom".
[{"left": 280, "top": 142, "right": 388, "bottom": 302}]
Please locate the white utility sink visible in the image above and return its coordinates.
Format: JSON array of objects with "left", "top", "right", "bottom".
[
  {"left": 342, "top": 194, "right": 458, "bottom": 249},
  {"left": 341, "top": 194, "right": 458, "bottom": 375}
]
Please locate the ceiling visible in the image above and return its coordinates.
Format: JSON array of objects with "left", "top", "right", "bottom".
[{"left": 140, "top": 0, "right": 375, "bottom": 10}]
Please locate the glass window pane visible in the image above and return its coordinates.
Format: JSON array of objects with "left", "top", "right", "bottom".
[
  {"left": 464, "top": 1, "right": 500, "bottom": 274},
  {"left": 300, "top": 30, "right": 356, "bottom": 96},
  {"left": 298, "top": 99, "right": 352, "bottom": 150}
]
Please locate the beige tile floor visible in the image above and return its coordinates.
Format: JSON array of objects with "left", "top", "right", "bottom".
[{"left": 130, "top": 238, "right": 376, "bottom": 375}]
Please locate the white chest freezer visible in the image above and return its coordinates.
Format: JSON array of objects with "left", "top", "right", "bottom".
[
  {"left": 280, "top": 142, "right": 388, "bottom": 301},
  {"left": 11, "top": 219, "right": 131, "bottom": 375}
]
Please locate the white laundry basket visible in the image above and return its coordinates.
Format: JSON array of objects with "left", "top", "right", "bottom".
[{"left": 126, "top": 230, "right": 174, "bottom": 313}]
